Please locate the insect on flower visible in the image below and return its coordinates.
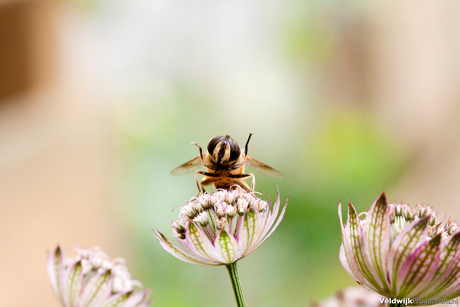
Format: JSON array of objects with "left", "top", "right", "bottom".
[{"left": 171, "top": 133, "right": 284, "bottom": 194}]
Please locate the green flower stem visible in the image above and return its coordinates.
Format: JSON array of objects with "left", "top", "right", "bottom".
[{"left": 226, "top": 262, "right": 246, "bottom": 307}]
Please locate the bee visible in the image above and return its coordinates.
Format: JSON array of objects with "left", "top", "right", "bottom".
[{"left": 171, "top": 133, "right": 284, "bottom": 194}]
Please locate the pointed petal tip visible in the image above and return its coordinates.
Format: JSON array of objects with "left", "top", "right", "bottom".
[
  {"left": 281, "top": 197, "right": 289, "bottom": 213},
  {"left": 377, "top": 191, "right": 387, "bottom": 203},
  {"left": 151, "top": 228, "right": 167, "bottom": 242},
  {"left": 54, "top": 245, "right": 62, "bottom": 257}
]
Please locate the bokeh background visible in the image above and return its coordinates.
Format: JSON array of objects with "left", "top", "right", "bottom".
[{"left": 2, "top": 0, "right": 460, "bottom": 306}]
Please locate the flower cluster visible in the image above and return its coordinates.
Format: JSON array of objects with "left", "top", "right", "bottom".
[
  {"left": 153, "top": 187, "right": 288, "bottom": 266},
  {"left": 47, "top": 246, "right": 151, "bottom": 307},
  {"left": 339, "top": 192, "right": 460, "bottom": 303}
]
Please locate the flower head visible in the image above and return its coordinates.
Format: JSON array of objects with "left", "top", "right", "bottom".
[
  {"left": 153, "top": 187, "right": 288, "bottom": 266},
  {"left": 313, "top": 286, "right": 385, "bottom": 307},
  {"left": 339, "top": 192, "right": 460, "bottom": 303},
  {"left": 47, "top": 245, "right": 152, "bottom": 307}
]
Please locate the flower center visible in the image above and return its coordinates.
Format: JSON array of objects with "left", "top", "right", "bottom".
[
  {"left": 388, "top": 204, "right": 459, "bottom": 244},
  {"left": 172, "top": 189, "right": 268, "bottom": 243},
  {"left": 69, "top": 247, "right": 136, "bottom": 293}
]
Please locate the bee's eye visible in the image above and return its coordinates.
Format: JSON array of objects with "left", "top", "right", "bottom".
[
  {"left": 228, "top": 139, "right": 241, "bottom": 161},
  {"left": 207, "top": 136, "right": 224, "bottom": 155}
]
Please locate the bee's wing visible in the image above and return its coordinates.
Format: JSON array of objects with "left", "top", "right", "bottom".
[
  {"left": 170, "top": 156, "right": 203, "bottom": 176},
  {"left": 244, "top": 156, "right": 284, "bottom": 179}
]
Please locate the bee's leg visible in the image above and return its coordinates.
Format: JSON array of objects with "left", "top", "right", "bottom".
[
  {"left": 244, "top": 133, "right": 253, "bottom": 156},
  {"left": 229, "top": 173, "right": 255, "bottom": 192},
  {"left": 200, "top": 178, "right": 217, "bottom": 194},
  {"left": 192, "top": 142, "right": 205, "bottom": 164},
  {"left": 249, "top": 173, "right": 255, "bottom": 192},
  {"left": 194, "top": 170, "right": 202, "bottom": 196},
  {"left": 195, "top": 171, "right": 219, "bottom": 196}
]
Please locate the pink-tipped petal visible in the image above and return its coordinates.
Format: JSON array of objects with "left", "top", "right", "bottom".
[
  {"left": 123, "top": 289, "right": 152, "bottom": 307},
  {"left": 259, "top": 188, "right": 282, "bottom": 238},
  {"left": 399, "top": 235, "right": 441, "bottom": 298},
  {"left": 81, "top": 270, "right": 113, "bottom": 307},
  {"left": 346, "top": 202, "right": 381, "bottom": 291},
  {"left": 339, "top": 245, "right": 359, "bottom": 282},
  {"left": 185, "top": 222, "right": 220, "bottom": 263},
  {"left": 363, "top": 193, "right": 391, "bottom": 291},
  {"left": 63, "top": 260, "right": 84, "bottom": 307},
  {"left": 101, "top": 291, "right": 131, "bottom": 307},
  {"left": 421, "top": 232, "right": 460, "bottom": 298},
  {"left": 247, "top": 196, "right": 288, "bottom": 254},
  {"left": 237, "top": 208, "right": 260, "bottom": 254},
  {"left": 338, "top": 202, "right": 371, "bottom": 291},
  {"left": 154, "top": 229, "right": 217, "bottom": 266},
  {"left": 387, "top": 216, "right": 429, "bottom": 292},
  {"left": 47, "top": 246, "right": 65, "bottom": 305}
]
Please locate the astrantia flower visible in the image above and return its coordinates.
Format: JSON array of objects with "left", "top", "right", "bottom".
[
  {"left": 153, "top": 187, "right": 288, "bottom": 266},
  {"left": 313, "top": 286, "right": 385, "bottom": 307},
  {"left": 47, "top": 246, "right": 152, "bottom": 307},
  {"left": 339, "top": 192, "right": 460, "bottom": 303}
]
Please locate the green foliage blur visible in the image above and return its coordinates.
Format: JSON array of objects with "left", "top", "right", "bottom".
[{"left": 112, "top": 101, "right": 406, "bottom": 306}]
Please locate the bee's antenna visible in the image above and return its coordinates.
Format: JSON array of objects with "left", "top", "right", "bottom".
[{"left": 244, "top": 133, "right": 253, "bottom": 155}]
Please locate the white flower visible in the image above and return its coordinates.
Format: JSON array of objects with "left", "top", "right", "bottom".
[
  {"left": 47, "top": 246, "right": 152, "bottom": 307},
  {"left": 339, "top": 193, "right": 460, "bottom": 303},
  {"left": 153, "top": 187, "right": 288, "bottom": 266}
]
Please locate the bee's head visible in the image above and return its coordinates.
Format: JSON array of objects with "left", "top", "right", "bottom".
[{"left": 207, "top": 135, "right": 241, "bottom": 167}]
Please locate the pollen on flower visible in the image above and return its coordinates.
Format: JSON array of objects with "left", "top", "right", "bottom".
[
  {"left": 225, "top": 205, "right": 237, "bottom": 218},
  {"left": 236, "top": 198, "right": 249, "bottom": 215},
  {"left": 216, "top": 217, "right": 227, "bottom": 230},
  {"left": 256, "top": 200, "right": 268, "bottom": 212}
]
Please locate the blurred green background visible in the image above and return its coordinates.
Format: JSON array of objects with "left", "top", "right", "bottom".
[
  {"left": 106, "top": 2, "right": 406, "bottom": 304},
  {"left": 114, "top": 95, "right": 405, "bottom": 306},
  {"left": 2, "top": 0, "right": 460, "bottom": 306}
]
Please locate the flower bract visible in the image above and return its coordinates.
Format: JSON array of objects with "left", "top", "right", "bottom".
[
  {"left": 153, "top": 187, "right": 288, "bottom": 266},
  {"left": 339, "top": 192, "right": 460, "bottom": 304},
  {"left": 47, "top": 245, "right": 152, "bottom": 307}
]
